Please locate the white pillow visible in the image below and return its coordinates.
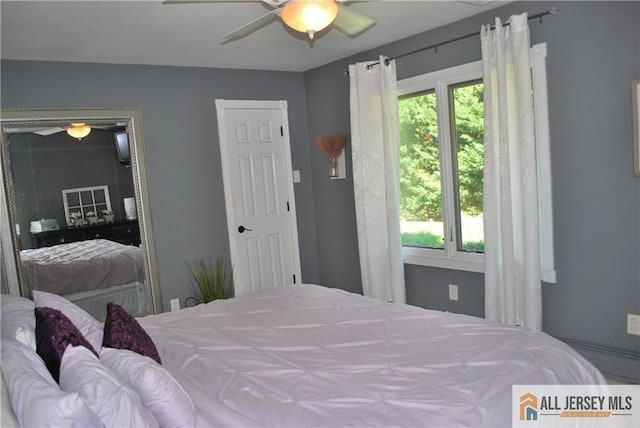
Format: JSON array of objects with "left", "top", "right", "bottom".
[
  {"left": 60, "top": 345, "right": 159, "bottom": 428},
  {"left": 33, "top": 290, "right": 103, "bottom": 351},
  {"left": 1, "top": 294, "right": 36, "bottom": 350},
  {"left": 0, "top": 368, "right": 20, "bottom": 428},
  {"left": 1, "top": 363, "right": 20, "bottom": 428},
  {"left": 14, "top": 326, "right": 36, "bottom": 350},
  {"left": 101, "top": 347, "right": 195, "bottom": 428},
  {"left": 1, "top": 340, "right": 101, "bottom": 428}
]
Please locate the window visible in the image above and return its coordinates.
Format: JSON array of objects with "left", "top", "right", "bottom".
[
  {"left": 398, "top": 61, "right": 484, "bottom": 272},
  {"left": 397, "top": 43, "right": 554, "bottom": 278},
  {"left": 62, "top": 185, "right": 112, "bottom": 226}
]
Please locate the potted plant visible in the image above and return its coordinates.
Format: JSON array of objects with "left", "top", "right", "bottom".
[
  {"left": 69, "top": 211, "right": 84, "bottom": 227},
  {"left": 85, "top": 211, "right": 98, "bottom": 225},
  {"left": 185, "top": 257, "right": 234, "bottom": 304},
  {"left": 102, "top": 209, "right": 115, "bottom": 223}
]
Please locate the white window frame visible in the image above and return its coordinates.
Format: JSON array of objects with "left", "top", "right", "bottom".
[
  {"left": 397, "top": 43, "right": 555, "bottom": 281},
  {"left": 531, "top": 43, "right": 556, "bottom": 283},
  {"left": 398, "top": 60, "right": 484, "bottom": 272},
  {"left": 62, "top": 185, "right": 112, "bottom": 225}
]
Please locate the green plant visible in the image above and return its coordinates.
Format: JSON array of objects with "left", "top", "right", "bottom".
[
  {"left": 185, "top": 257, "right": 234, "bottom": 304},
  {"left": 401, "top": 231, "right": 485, "bottom": 253},
  {"left": 401, "top": 231, "right": 444, "bottom": 249}
]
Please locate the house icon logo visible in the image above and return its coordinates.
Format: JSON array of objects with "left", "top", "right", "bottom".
[{"left": 520, "top": 393, "right": 538, "bottom": 421}]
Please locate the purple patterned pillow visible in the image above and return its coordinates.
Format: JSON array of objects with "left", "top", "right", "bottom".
[
  {"left": 35, "top": 307, "right": 98, "bottom": 383},
  {"left": 102, "top": 302, "right": 161, "bottom": 364}
]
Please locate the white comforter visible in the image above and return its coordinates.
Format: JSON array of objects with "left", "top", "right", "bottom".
[
  {"left": 140, "top": 284, "right": 604, "bottom": 428},
  {"left": 20, "top": 239, "right": 144, "bottom": 295}
]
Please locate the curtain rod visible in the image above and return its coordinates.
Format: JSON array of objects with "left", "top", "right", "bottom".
[{"left": 345, "top": 7, "right": 559, "bottom": 74}]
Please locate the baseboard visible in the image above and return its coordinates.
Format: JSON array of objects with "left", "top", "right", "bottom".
[
  {"left": 556, "top": 336, "right": 639, "bottom": 384},
  {"left": 604, "top": 373, "right": 637, "bottom": 385}
]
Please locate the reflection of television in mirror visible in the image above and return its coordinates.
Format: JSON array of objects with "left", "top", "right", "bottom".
[{"left": 114, "top": 131, "right": 130, "bottom": 165}]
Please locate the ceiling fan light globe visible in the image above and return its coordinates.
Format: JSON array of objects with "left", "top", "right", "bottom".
[
  {"left": 281, "top": 0, "right": 338, "bottom": 36},
  {"left": 66, "top": 123, "right": 91, "bottom": 140}
]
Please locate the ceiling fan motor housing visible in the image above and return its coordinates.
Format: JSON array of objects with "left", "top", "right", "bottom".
[{"left": 263, "top": 0, "right": 288, "bottom": 7}]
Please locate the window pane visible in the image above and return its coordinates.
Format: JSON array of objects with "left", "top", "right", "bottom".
[
  {"left": 398, "top": 91, "right": 444, "bottom": 249},
  {"left": 450, "top": 81, "right": 484, "bottom": 252},
  {"left": 94, "top": 189, "right": 106, "bottom": 204},
  {"left": 80, "top": 191, "right": 93, "bottom": 205},
  {"left": 67, "top": 192, "right": 79, "bottom": 207}
]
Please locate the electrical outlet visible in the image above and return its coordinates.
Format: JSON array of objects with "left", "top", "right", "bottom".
[
  {"left": 448, "top": 284, "right": 459, "bottom": 301},
  {"left": 627, "top": 314, "right": 640, "bottom": 336},
  {"left": 170, "top": 298, "right": 180, "bottom": 312}
]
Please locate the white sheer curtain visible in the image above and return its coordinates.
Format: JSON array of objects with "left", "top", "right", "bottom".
[
  {"left": 481, "top": 14, "right": 542, "bottom": 330},
  {"left": 349, "top": 56, "right": 406, "bottom": 304}
]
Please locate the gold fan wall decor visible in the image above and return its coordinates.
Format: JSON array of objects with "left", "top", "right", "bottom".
[{"left": 315, "top": 133, "right": 347, "bottom": 177}]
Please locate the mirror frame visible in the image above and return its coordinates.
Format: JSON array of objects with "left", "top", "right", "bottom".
[{"left": 0, "top": 108, "right": 162, "bottom": 314}]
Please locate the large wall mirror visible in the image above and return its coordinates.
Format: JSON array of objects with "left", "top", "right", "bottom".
[{"left": 0, "top": 108, "right": 162, "bottom": 319}]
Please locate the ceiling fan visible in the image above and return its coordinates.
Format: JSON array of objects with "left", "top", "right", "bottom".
[
  {"left": 5, "top": 123, "right": 123, "bottom": 141},
  {"left": 164, "top": 0, "right": 377, "bottom": 43}
]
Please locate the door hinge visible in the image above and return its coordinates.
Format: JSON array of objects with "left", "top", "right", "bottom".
[
  {"left": 287, "top": 201, "right": 290, "bottom": 212},
  {"left": 280, "top": 126, "right": 284, "bottom": 137},
  {"left": 293, "top": 274, "right": 296, "bottom": 284}
]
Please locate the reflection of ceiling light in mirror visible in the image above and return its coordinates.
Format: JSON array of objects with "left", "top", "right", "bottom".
[
  {"left": 281, "top": 0, "right": 338, "bottom": 40},
  {"left": 66, "top": 123, "right": 91, "bottom": 140}
]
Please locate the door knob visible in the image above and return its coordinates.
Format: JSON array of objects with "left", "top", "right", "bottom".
[{"left": 237, "top": 225, "right": 252, "bottom": 233}]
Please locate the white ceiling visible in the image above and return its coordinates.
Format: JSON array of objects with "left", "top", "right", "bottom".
[{"left": 1, "top": 1, "right": 507, "bottom": 72}]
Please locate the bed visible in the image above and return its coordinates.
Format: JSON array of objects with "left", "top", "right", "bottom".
[
  {"left": 0, "top": 283, "right": 606, "bottom": 428},
  {"left": 19, "top": 239, "right": 147, "bottom": 321}
]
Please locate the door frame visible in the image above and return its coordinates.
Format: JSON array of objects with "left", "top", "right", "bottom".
[{"left": 215, "top": 99, "right": 302, "bottom": 290}]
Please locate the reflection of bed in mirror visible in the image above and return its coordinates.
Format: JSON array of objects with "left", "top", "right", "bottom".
[{"left": 20, "top": 239, "right": 147, "bottom": 321}]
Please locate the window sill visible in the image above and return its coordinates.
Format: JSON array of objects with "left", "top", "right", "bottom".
[
  {"left": 402, "top": 247, "right": 484, "bottom": 273},
  {"left": 402, "top": 247, "right": 557, "bottom": 283}
]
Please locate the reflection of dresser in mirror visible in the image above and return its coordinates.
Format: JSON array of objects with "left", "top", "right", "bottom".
[{"left": 31, "top": 220, "right": 140, "bottom": 249}]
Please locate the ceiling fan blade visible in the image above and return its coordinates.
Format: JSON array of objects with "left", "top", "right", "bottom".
[
  {"left": 91, "top": 125, "right": 118, "bottom": 130},
  {"left": 221, "top": 8, "right": 281, "bottom": 43},
  {"left": 163, "top": 0, "right": 291, "bottom": 5},
  {"left": 3, "top": 126, "right": 62, "bottom": 135},
  {"left": 34, "top": 127, "right": 65, "bottom": 136},
  {"left": 333, "top": 3, "right": 376, "bottom": 37},
  {"left": 163, "top": 0, "right": 264, "bottom": 4}
]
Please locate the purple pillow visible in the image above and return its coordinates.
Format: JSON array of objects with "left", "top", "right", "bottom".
[
  {"left": 102, "top": 302, "right": 161, "bottom": 364},
  {"left": 35, "top": 307, "right": 98, "bottom": 383}
]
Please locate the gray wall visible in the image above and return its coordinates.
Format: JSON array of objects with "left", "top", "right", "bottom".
[
  {"left": 304, "top": 1, "right": 639, "bottom": 380},
  {"left": 0, "top": 61, "right": 321, "bottom": 308}
]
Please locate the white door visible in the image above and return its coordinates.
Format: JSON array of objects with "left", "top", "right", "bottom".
[{"left": 215, "top": 99, "right": 301, "bottom": 296}]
